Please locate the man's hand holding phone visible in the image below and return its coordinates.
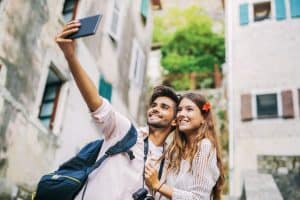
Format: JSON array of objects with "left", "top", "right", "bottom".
[
  {"left": 55, "top": 14, "right": 102, "bottom": 59},
  {"left": 55, "top": 20, "right": 81, "bottom": 59}
]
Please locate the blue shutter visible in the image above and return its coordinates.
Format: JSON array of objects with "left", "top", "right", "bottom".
[
  {"left": 275, "top": 0, "right": 286, "bottom": 20},
  {"left": 290, "top": 0, "right": 300, "bottom": 18},
  {"left": 239, "top": 4, "right": 249, "bottom": 26},
  {"left": 99, "top": 77, "right": 112, "bottom": 102},
  {"left": 141, "top": 0, "right": 149, "bottom": 18}
]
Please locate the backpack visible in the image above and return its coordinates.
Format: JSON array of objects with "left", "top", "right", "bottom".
[{"left": 33, "top": 124, "right": 137, "bottom": 200}]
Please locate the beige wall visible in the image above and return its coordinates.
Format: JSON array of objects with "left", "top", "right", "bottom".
[{"left": 226, "top": 0, "right": 300, "bottom": 197}]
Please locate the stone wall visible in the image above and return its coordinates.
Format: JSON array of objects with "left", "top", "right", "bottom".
[
  {"left": 241, "top": 172, "right": 283, "bottom": 200},
  {"left": 0, "top": 0, "right": 65, "bottom": 198},
  {"left": 258, "top": 155, "right": 300, "bottom": 200},
  {"left": 258, "top": 155, "right": 300, "bottom": 175}
]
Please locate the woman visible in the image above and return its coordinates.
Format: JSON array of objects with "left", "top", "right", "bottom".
[{"left": 145, "top": 93, "right": 225, "bottom": 200}]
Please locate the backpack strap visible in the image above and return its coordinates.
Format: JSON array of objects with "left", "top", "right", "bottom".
[
  {"left": 81, "top": 124, "right": 137, "bottom": 200},
  {"left": 58, "top": 140, "right": 104, "bottom": 170},
  {"left": 87, "top": 124, "right": 137, "bottom": 173}
]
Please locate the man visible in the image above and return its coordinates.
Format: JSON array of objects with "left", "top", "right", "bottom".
[{"left": 55, "top": 20, "right": 179, "bottom": 200}]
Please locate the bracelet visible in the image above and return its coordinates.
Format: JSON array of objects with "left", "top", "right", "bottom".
[{"left": 155, "top": 181, "right": 165, "bottom": 193}]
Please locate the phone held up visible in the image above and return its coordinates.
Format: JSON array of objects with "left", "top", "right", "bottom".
[{"left": 67, "top": 14, "right": 102, "bottom": 39}]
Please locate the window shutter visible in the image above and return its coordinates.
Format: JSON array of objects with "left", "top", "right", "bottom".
[
  {"left": 281, "top": 90, "right": 294, "bottom": 118},
  {"left": 239, "top": 3, "right": 249, "bottom": 26},
  {"left": 241, "top": 94, "right": 253, "bottom": 121},
  {"left": 275, "top": 0, "right": 286, "bottom": 20},
  {"left": 99, "top": 77, "right": 112, "bottom": 102},
  {"left": 290, "top": 0, "right": 300, "bottom": 18},
  {"left": 141, "top": 0, "right": 149, "bottom": 18}
]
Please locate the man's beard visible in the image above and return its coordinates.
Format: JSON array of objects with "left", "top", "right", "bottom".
[{"left": 147, "top": 120, "right": 170, "bottom": 129}]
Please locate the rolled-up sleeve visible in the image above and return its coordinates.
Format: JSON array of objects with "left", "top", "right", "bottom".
[{"left": 91, "top": 98, "right": 131, "bottom": 140}]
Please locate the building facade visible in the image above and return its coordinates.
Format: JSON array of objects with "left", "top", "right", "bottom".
[
  {"left": 0, "top": 0, "right": 153, "bottom": 198},
  {"left": 225, "top": 0, "right": 300, "bottom": 198}
]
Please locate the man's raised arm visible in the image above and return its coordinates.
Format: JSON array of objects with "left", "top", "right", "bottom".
[{"left": 55, "top": 20, "right": 102, "bottom": 112}]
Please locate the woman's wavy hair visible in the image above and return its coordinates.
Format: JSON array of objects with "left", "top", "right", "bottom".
[{"left": 164, "top": 93, "right": 225, "bottom": 200}]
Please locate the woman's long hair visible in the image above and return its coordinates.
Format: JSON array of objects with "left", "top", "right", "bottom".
[{"left": 165, "top": 93, "right": 225, "bottom": 200}]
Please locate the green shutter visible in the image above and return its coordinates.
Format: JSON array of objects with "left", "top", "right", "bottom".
[
  {"left": 239, "top": 3, "right": 249, "bottom": 26},
  {"left": 275, "top": 0, "right": 286, "bottom": 20},
  {"left": 99, "top": 77, "right": 112, "bottom": 102},
  {"left": 290, "top": 0, "right": 300, "bottom": 18},
  {"left": 141, "top": 0, "right": 149, "bottom": 18}
]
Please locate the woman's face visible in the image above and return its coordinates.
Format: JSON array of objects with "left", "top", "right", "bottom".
[{"left": 176, "top": 98, "right": 204, "bottom": 134}]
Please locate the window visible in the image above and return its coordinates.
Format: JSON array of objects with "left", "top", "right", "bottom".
[
  {"left": 99, "top": 76, "right": 112, "bottom": 102},
  {"left": 109, "top": 0, "right": 122, "bottom": 41},
  {"left": 241, "top": 90, "right": 295, "bottom": 121},
  {"left": 62, "top": 0, "right": 79, "bottom": 22},
  {"left": 275, "top": 0, "right": 286, "bottom": 20},
  {"left": 239, "top": 3, "right": 249, "bottom": 25},
  {"left": 256, "top": 93, "right": 278, "bottom": 118},
  {"left": 254, "top": 2, "right": 271, "bottom": 22},
  {"left": 290, "top": 0, "right": 300, "bottom": 18},
  {"left": 39, "top": 68, "right": 63, "bottom": 129},
  {"left": 129, "top": 40, "right": 145, "bottom": 87},
  {"left": 151, "top": 0, "right": 162, "bottom": 10}
]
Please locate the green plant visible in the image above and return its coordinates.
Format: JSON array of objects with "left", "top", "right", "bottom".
[{"left": 153, "top": 6, "right": 225, "bottom": 90}]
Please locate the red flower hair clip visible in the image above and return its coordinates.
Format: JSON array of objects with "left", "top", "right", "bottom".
[{"left": 202, "top": 102, "right": 211, "bottom": 112}]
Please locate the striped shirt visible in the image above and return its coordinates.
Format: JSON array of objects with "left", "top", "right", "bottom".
[{"left": 157, "top": 139, "right": 220, "bottom": 200}]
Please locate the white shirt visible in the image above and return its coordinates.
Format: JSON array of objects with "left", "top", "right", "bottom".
[
  {"left": 157, "top": 139, "right": 220, "bottom": 200},
  {"left": 74, "top": 99, "right": 164, "bottom": 200}
]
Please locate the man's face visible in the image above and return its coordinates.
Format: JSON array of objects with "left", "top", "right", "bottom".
[{"left": 147, "top": 96, "right": 176, "bottom": 129}]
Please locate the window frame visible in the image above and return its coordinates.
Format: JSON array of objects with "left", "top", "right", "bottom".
[
  {"left": 129, "top": 39, "right": 145, "bottom": 88},
  {"left": 108, "top": 0, "right": 124, "bottom": 42},
  {"left": 38, "top": 67, "right": 65, "bottom": 130},
  {"left": 62, "top": 0, "right": 79, "bottom": 22},
  {"left": 251, "top": 90, "right": 283, "bottom": 119},
  {"left": 253, "top": 1, "right": 272, "bottom": 22}
]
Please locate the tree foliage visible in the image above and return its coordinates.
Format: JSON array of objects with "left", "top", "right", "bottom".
[{"left": 153, "top": 6, "right": 225, "bottom": 89}]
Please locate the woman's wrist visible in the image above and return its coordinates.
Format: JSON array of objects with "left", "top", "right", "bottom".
[
  {"left": 154, "top": 181, "right": 165, "bottom": 193},
  {"left": 152, "top": 181, "right": 161, "bottom": 191}
]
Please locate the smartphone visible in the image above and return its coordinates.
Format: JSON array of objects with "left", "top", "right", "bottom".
[{"left": 68, "top": 14, "right": 102, "bottom": 39}]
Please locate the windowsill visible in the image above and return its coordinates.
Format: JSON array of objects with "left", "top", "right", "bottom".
[
  {"left": 254, "top": 17, "right": 271, "bottom": 22},
  {"left": 257, "top": 115, "right": 279, "bottom": 119}
]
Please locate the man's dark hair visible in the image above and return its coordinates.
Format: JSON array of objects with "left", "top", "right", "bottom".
[{"left": 149, "top": 85, "right": 179, "bottom": 106}]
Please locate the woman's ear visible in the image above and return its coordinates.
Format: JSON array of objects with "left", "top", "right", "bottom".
[{"left": 171, "top": 119, "right": 177, "bottom": 127}]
